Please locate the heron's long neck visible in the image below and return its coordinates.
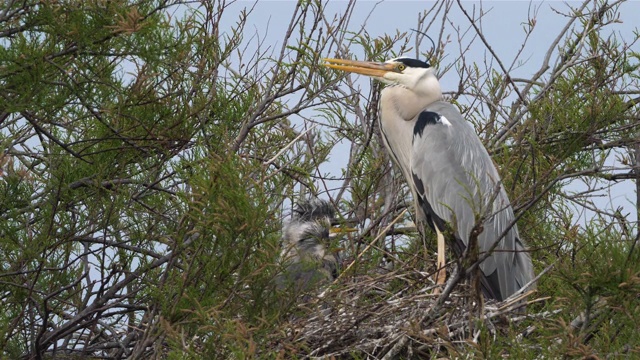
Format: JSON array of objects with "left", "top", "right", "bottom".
[
  {"left": 381, "top": 85, "right": 441, "bottom": 121},
  {"left": 377, "top": 84, "right": 441, "bottom": 192}
]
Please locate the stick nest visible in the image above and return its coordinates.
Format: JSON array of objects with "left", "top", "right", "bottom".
[{"left": 277, "top": 267, "right": 539, "bottom": 358}]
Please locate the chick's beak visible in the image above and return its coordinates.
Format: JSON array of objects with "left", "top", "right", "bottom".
[{"left": 329, "top": 226, "right": 358, "bottom": 238}]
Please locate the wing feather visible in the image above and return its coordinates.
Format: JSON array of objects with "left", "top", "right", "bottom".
[{"left": 410, "top": 102, "right": 534, "bottom": 300}]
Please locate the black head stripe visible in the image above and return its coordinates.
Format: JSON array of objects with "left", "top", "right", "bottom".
[{"left": 396, "top": 58, "right": 430, "bottom": 68}]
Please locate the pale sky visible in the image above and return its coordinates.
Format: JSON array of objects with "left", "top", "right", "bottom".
[{"left": 219, "top": 1, "right": 640, "bottom": 227}]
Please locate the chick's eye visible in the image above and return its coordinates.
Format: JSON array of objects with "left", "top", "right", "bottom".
[{"left": 397, "top": 64, "right": 406, "bottom": 71}]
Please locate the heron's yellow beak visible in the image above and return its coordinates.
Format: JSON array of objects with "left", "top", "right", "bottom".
[{"left": 323, "top": 58, "right": 395, "bottom": 78}]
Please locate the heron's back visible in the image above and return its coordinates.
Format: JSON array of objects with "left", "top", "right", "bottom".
[{"left": 411, "top": 101, "right": 535, "bottom": 300}]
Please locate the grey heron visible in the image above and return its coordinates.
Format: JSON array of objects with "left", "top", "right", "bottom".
[
  {"left": 276, "top": 199, "right": 346, "bottom": 293},
  {"left": 323, "top": 57, "right": 535, "bottom": 301}
]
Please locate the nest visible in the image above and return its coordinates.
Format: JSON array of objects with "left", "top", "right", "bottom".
[{"left": 279, "top": 265, "right": 542, "bottom": 358}]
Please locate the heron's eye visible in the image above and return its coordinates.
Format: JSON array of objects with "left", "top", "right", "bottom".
[{"left": 397, "top": 64, "right": 406, "bottom": 72}]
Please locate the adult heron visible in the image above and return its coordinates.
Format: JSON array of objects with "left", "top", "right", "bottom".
[{"left": 323, "top": 57, "right": 534, "bottom": 301}]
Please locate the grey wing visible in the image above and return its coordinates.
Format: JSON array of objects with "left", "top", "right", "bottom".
[{"left": 410, "top": 102, "right": 535, "bottom": 300}]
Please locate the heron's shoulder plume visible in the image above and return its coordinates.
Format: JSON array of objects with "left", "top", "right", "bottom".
[{"left": 413, "top": 111, "right": 452, "bottom": 138}]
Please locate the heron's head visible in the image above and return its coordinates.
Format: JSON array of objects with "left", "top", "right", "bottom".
[{"left": 323, "top": 57, "right": 441, "bottom": 98}]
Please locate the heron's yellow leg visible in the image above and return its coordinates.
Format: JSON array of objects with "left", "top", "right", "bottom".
[{"left": 434, "top": 226, "right": 447, "bottom": 292}]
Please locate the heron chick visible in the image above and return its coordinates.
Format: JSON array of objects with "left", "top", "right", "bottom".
[{"left": 276, "top": 199, "right": 344, "bottom": 293}]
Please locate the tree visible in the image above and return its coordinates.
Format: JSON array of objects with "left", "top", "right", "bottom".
[{"left": 0, "top": 0, "right": 638, "bottom": 358}]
